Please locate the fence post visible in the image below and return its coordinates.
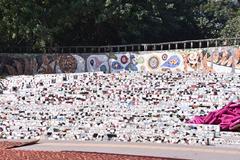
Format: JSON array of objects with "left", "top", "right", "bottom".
[
  {"left": 153, "top": 45, "right": 156, "bottom": 51},
  {"left": 234, "top": 39, "right": 237, "bottom": 46},
  {"left": 207, "top": 41, "right": 210, "bottom": 48},
  {"left": 144, "top": 44, "right": 147, "bottom": 51},
  {"left": 232, "top": 48, "right": 236, "bottom": 74}
]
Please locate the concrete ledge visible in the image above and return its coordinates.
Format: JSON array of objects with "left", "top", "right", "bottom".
[{"left": 15, "top": 140, "right": 240, "bottom": 160}]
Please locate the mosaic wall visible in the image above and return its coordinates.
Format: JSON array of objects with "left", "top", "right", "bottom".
[
  {"left": 0, "top": 46, "right": 239, "bottom": 76},
  {"left": 135, "top": 52, "right": 184, "bottom": 73},
  {"left": 235, "top": 47, "right": 240, "bottom": 73},
  {"left": 87, "top": 55, "right": 109, "bottom": 73},
  {"left": 0, "top": 54, "right": 85, "bottom": 75},
  {"left": 109, "top": 53, "right": 138, "bottom": 73}
]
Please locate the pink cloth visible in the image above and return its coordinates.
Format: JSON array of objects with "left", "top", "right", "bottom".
[{"left": 188, "top": 100, "right": 240, "bottom": 131}]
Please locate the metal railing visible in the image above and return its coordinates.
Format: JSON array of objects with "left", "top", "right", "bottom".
[{"left": 0, "top": 37, "right": 239, "bottom": 54}]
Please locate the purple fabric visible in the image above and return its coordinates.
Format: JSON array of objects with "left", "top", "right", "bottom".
[
  {"left": 190, "top": 116, "right": 205, "bottom": 124},
  {"left": 188, "top": 100, "right": 240, "bottom": 131}
]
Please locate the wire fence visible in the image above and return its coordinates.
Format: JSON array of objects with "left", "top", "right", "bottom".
[{"left": 0, "top": 37, "right": 240, "bottom": 54}]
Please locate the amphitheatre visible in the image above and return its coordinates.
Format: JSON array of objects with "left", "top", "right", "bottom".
[{"left": 0, "top": 38, "right": 239, "bottom": 159}]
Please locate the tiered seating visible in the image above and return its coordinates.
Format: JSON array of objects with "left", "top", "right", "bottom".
[{"left": 0, "top": 72, "right": 239, "bottom": 145}]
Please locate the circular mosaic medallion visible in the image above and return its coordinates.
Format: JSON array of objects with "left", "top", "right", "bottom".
[
  {"left": 121, "top": 55, "right": 129, "bottom": 64},
  {"left": 162, "top": 54, "right": 168, "bottom": 61},
  {"left": 148, "top": 56, "right": 159, "bottom": 69},
  {"left": 136, "top": 57, "right": 144, "bottom": 64},
  {"left": 59, "top": 55, "right": 77, "bottom": 73}
]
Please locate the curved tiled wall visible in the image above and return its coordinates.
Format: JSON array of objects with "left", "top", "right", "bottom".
[{"left": 0, "top": 46, "right": 239, "bottom": 76}]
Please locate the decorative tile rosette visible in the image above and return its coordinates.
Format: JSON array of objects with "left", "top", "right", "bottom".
[
  {"left": 148, "top": 56, "right": 160, "bottom": 70},
  {"left": 59, "top": 55, "right": 77, "bottom": 73}
]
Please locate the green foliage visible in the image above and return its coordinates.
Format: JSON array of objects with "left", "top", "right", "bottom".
[
  {"left": 194, "top": 0, "right": 240, "bottom": 38},
  {"left": 0, "top": 0, "right": 239, "bottom": 50},
  {"left": 221, "top": 11, "right": 240, "bottom": 37}
]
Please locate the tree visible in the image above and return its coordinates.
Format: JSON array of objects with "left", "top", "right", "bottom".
[
  {"left": 221, "top": 9, "right": 240, "bottom": 38},
  {"left": 193, "top": 0, "right": 240, "bottom": 38},
  {"left": 0, "top": 0, "right": 239, "bottom": 50}
]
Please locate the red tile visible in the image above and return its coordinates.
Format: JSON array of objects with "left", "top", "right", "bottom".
[{"left": 0, "top": 142, "right": 180, "bottom": 160}]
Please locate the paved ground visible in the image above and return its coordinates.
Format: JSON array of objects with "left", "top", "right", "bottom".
[
  {"left": 16, "top": 140, "right": 240, "bottom": 160},
  {"left": 0, "top": 141, "right": 178, "bottom": 160}
]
